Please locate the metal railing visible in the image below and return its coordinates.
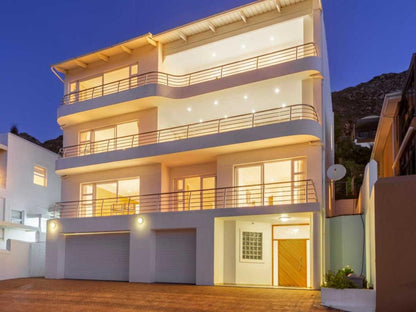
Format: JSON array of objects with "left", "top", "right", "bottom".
[
  {"left": 60, "top": 104, "right": 318, "bottom": 158},
  {"left": 51, "top": 179, "right": 317, "bottom": 219},
  {"left": 62, "top": 43, "right": 317, "bottom": 105}
]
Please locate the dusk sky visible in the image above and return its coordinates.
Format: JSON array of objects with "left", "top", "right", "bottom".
[{"left": 0, "top": 0, "right": 415, "bottom": 142}]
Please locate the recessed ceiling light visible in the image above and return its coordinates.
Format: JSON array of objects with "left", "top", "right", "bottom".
[
  {"left": 199, "top": 119, "right": 203, "bottom": 123},
  {"left": 251, "top": 109, "right": 256, "bottom": 113},
  {"left": 270, "top": 36, "right": 275, "bottom": 41},
  {"left": 280, "top": 216, "right": 290, "bottom": 222},
  {"left": 274, "top": 88, "right": 280, "bottom": 94},
  {"left": 214, "top": 100, "right": 219, "bottom": 105},
  {"left": 241, "top": 44, "right": 246, "bottom": 49},
  {"left": 244, "top": 95, "right": 248, "bottom": 100},
  {"left": 224, "top": 115, "right": 228, "bottom": 118},
  {"left": 212, "top": 52, "right": 216, "bottom": 57},
  {"left": 187, "top": 107, "right": 192, "bottom": 112},
  {"left": 281, "top": 103, "right": 287, "bottom": 108}
]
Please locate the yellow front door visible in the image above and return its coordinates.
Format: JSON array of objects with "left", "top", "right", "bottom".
[{"left": 278, "top": 239, "right": 307, "bottom": 287}]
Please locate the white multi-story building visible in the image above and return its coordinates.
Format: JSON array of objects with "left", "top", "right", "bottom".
[
  {"left": 0, "top": 133, "right": 61, "bottom": 249},
  {"left": 46, "top": 0, "right": 333, "bottom": 288}
]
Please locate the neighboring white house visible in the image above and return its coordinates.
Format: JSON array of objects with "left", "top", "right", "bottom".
[
  {"left": 0, "top": 133, "right": 61, "bottom": 279},
  {"left": 46, "top": 0, "right": 334, "bottom": 288}
]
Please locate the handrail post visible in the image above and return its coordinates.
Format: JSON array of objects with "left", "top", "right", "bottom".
[
  {"left": 289, "top": 106, "right": 293, "bottom": 120},
  {"left": 223, "top": 188, "right": 227, "bottom": 209},
  {"left": 157, "top": 130, "right": 161, "bottom": 143},
  {"left": 295, "top": 46, "right": 298, "bottom": 59},
  {"left": 101, "top": 199, "right": 104, "bottom": 217},
  {"left": 127, "top": 197, "right": 131, "bottom": 215},
  {"left": 252, "top": 113, "right": 255, "bottom": 127},
  {"left": 106, "top": 139, "right": 110, "bottom": 152},
  {"left": 186, "top": 125, "right": 190, "bottom": 139},
  {"left": 187, "top": 191, "right": 192, "bottom": 211},
  {"left": 218, "top": 119, "right": 221, "bottom": 133},
  {"left": 117, "top": 81, "right": 121, "bottom": 93},
  {"left": 305, "top": 180, "right": 309, "bottom": 203}
]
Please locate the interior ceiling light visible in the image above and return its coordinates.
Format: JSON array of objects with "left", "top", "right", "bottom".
[
  {"left": 187, "top": 107, "right": 192, "bottom": 112},
  {"left": 282, "top": 103, "right": 287, "bottom": 107},
  {"left": 214, "top": 100, "right": 219, "bottom": 105},
  {"left": 270, "top": 36, "right": 275, "bottom": 41},
  {"left": 212, "top": 52, "right": 216, "bottom": 57},
  {"left": 244, "top": 95, "right": 248, "bottom": 100},
  {"left": 241, "top": 44, "right": 246, "bottom": 49},
  {"left": 274, "top": 88, "right": 280, "bottom": 94},
  {"left": 199, "top": 119, "right": 203, "bottom": 123},
  {"left": 280, "top": 216, "right": 291, "bottom": 222},
  {"left": 251, "top": 109, "right": 256, "bottom": 113}
]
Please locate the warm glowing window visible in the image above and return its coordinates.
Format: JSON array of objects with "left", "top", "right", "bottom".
[
  {"left": 235, "top": 158, "right": 306, "bottom": 206},
  {"left": 175, "top": 176, "right": 216, "bottom": 210},
  {"left": 79, "top": 121, "right": 139, "bottom": 155},
  {"left": 80, "top": 178, "right": 140, "bottom": 217},
  {"left": 33, "top": 165, "right": 47, "bottom": 187}
]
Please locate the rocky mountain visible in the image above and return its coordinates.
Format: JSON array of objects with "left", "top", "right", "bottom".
[{"left": 332, "top": 71, "right": 407, "bottom": 132}]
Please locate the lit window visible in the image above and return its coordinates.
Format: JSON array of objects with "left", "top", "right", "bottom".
[
  {"left": 241, "top": 231, "right": 263, "bottom": 261},
  {"left": 11, "top": 210, "right": 24, "bottom": 225},
  {"left": 33, "top": 165, "right": 47, "bottom": 187}
]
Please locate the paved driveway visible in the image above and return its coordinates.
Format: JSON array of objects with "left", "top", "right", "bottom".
[{"left": 0, "top": 278, "right": 336, "bottom": 312}]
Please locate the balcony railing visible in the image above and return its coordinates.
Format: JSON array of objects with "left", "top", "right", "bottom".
[
  {"left": 60, "top": 104, "right": 318, "bottom": 158},
  {"left": 62, "top": 42, "right": 317, "bottom": 105},
  {"left": 51, "top": 179, "right": 318, "bottom": 219}
]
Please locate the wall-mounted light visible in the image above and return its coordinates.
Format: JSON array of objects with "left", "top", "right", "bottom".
[
  {"left": 49, "top": 220, "right": 57, "bottom": 230},
  {"left": 137, "top": 217, "right": 144, "bottom": 225}
]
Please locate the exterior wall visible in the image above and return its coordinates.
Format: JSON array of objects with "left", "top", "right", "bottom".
[
  {"left": 329, "top": 215, "right": 365, "bottom": 275},
  {"left": 46, "top": 204, "right": 320, "bottom": 285},
  {"left": 374, "top": 175, "right": 416, "bottom": 311},
  {"left": 0, "top": 240, "right": 45, "bottom": 280},
  {"left": 380, "top": 126, "right": 394, "bottom": 178},
  {"left": 63, "top": 108, "right": 157, "bottom": 147}
]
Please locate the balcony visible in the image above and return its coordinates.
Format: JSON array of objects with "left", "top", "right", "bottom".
[
  {"left": 62, "top": 43, "right": 317, "bottom": 106},
  {"left": 51, "top": 179, "right": 317, "bottom": 219},
  {"left": 61, "top": 104, "right": 318, "bottom": 158}
]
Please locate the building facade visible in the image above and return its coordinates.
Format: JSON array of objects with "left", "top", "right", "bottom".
[
  {"left": 46, "top": 0, "right": 334, "bottom": 288},
  {"left": 0, "top": 133, "right": 61, "bottom": 249}
]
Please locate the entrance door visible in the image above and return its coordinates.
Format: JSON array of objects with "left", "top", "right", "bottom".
[{"left": 278, "top": 239, "right": 307, "bottom": 287}]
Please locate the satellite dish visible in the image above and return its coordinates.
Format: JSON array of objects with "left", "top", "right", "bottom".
[{"left": 327, "top": 164, "right": 346, "bottom": 181}]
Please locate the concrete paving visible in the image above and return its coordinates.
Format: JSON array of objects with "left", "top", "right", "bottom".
[{"left": 0, "top": 278, "right": 339, "bottom": 312}]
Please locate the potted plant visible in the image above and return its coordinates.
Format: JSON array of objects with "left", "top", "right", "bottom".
[{"left": 321, "top": 266, "right": 375, "bottom": 312}]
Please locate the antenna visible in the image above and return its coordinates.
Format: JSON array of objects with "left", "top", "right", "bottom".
[{"left": 327, "top": 164, "right": 346, "bottom": 181}]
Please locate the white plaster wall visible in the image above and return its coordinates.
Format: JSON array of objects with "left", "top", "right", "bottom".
[
  {"left": 161, "top": 18, "right": 304, "bottom": 75},
  {"left": 235, "top": 221, "right": 272, "bottom": 285},
  {"left": 0, "top": 240, "right": 45, "bottom": 280},
  {"left": 4, "top": 134, "right": 61, "bottom": 220}
]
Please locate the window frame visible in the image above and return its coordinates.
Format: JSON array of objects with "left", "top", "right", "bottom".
[
  {"left": 240, "top": 230, "right": 264, "bottom": 263},
  {"left": 33, "top": 165, "right": 47, "bottom": 187}
]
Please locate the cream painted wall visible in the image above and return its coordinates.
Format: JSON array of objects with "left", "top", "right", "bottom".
[
  {"left": 216, "top": 143, "right": 323, "bottom": 202},
  {"left": 63, "top": 108, "right": 157, "bottom": 147},
  {"left": 161, "top": 18, "right": 305, "bottom": 75},
  {"left": 235, "top": 221, "right": 272, "bottom": 285},
  {"left": 61, "top": 163, "right": 162, "bottom": 202}
]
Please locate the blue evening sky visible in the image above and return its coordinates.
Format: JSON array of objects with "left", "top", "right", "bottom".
[{"left": 0, "top": 0, "right": 415, "bottom": 141}]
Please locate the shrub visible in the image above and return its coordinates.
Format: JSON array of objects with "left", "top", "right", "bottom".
[{"left": 323, "top": 265, "right": 357, "bottom": 289}]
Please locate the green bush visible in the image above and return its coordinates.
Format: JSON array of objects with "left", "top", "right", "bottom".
[{"left": 323, "top": 265, "right": 357, "bottom": 289}]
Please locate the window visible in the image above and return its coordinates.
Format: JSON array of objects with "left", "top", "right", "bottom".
[
  {"left": 80, "top": 178, "right": 140, "bottom": 217},
  {"left": 78, "top": 121, "right": 139, "bottom": 156},
  {"left": 235, "top": 158, "right": 306, "bottom": 206},
  {"left": 33, "top": 165, "right": 47, "bottom": 187},
  {"left": 241, "top": 231, "right": 263, "bottom": 261},
  {"left": 11, "top": 210, "right": 24, "bottom": 224},
  {"left": 174, "top": 175, "right": 216, "bottom": 211}
]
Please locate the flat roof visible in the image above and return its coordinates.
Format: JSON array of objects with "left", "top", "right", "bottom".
[{"left": 52, "top": 0, "right": 309, "bottom": 73}]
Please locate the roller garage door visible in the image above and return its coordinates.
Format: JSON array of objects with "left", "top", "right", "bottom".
[
  {"left": 64, "top": 232, "right": 130, "bottom": 281},
  {"left": 155, "top": 229, "right": 196, "bottom": 284}
]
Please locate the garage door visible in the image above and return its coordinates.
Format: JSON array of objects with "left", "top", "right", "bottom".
[
  {"left": 65, "top": 233, "right": 129, "bottom": 281},
  {"left": 155, "top": 229, "right": 196, "bottom": 284}
]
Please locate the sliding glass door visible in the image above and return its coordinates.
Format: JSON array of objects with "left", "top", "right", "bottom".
[
  {"left": 175, "top": 176, "right": 216, "bottom": 211},
  {"left": 235, "top": 158, "right": 306, "bottom": 207}
]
